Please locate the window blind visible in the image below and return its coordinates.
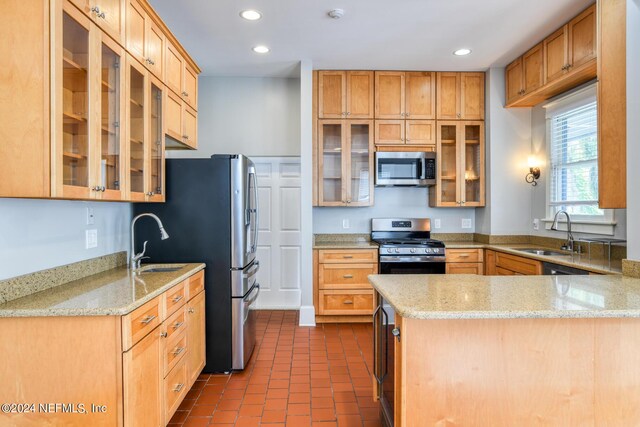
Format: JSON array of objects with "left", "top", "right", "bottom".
[{"left": 549, "top": 99, "right": 602, "bottom": 217}]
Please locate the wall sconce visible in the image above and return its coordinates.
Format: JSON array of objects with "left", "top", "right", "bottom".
[{"left": 526, "top": 156, "right": 541, "bottom": 186}]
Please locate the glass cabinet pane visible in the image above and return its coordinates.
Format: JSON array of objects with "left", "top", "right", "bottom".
[
  {"left": 463, "top": 124, "right": 482, "bottom": 203},
  {"left": 101, "top": 43, "right": 121, "bottom": 191},
  {"left": 321, "top": 123, "right": 343, "bottom": 203},
  {"left": 439, "top": 124, "right": 459, "bottom": 204},
  {"left": 150, "top": 83, "right": 163, "bottom": 197},
  {"left": 129, "top": 65, "right": 145, "bottom": 195},
  {"left": 62, "top": 12, "right": 89, "bottom": 188},
  {"left": 349, "top": 123, "right": 371, "bottom": 204}
]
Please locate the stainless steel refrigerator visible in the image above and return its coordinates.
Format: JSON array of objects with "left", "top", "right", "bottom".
[{"left": 133, "top": 154, "right": 260, "bottom": 372}]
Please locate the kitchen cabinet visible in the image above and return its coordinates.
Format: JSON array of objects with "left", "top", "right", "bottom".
[
  {"left": 165, "top": 41, "right": 198, "bottom": 111},
  {"left": 318, "top": 71, "right": 374, "bottom": 119},
  {"left": 436, "top": 72, "right": 484, "bottom": 120},
  {"left": 165, "top": 89, "right": 198, "bottom": 149},
  {"left": 505, "top": 44, "right": 544, "bottom": 106},
  {"left": 375, "top": 120, "right": 436, "bottom": 148},
  {"left": 429, "top": 121, "right": 485, "bottom": 207},
  {"left": 126, "top": 0, "right": 164, "bottom": 79},
  {"left": 445, "top": 249, "right": 484, "bottom": 274},
  {"left": 543, "top": 27, "right": 567, "bottom": 84},
  {"left": 314, "top": 249, "right": 378, "bottom": 323},
  {"left": 69, "top": 0, "right": 125, "bottom": 44},
  {"left": 375, "top": 71, "right": 436, "bottom": 119},
  {"left": 489, "top": 251, "right": 542, "bottom": 275},
  {"left": 186, "top": 289, "right": 206, "bottom": 386},
  {"left": 317, "top": 120, "right": 374, "bottom": 207}
]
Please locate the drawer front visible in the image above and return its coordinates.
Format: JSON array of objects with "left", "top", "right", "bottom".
[
  {"left": 446, "top": 249, "right": 482, "bottom": 263},
  {"left": 446, "top": 263, "right": 483, "bottom": 275},
  {"left": 187, "top": 270, "right": 204, "bottom": 300},
  {"left": 163, "top": 306, "right": 187, "bottom": 341},
  {"left": 164, "top": 355, "right": 188, "bottom": 422},
  {"left": 122, "top": 296, "right": 161, "bottom": 351},
  {"left": 318, "top": 249, "right": 378, "bottom": 264},
  {"left": 319, "top": 290, "right": 375, "bottom": 315},
  {"left": 164, "top": 281, "right": 186, "bottom": 318},
  {"left": 495, "top": 252, "right": 542, "bottom": 275},
  {"left": 319, "top": 264, "right": 377, "bottom": 290},
  {"left": 163, "top": 329, "right": 187, "bottom": 377}
]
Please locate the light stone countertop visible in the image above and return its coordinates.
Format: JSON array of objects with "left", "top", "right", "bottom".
[
  {"left": 0, "top": 263, "right": 205, "bottom": 317},
  {"left": 369, "top": 274, "right": 640, "bottom": 320},
  {"left": 313, "top": 241, "right": 379, "bottom": 250}
]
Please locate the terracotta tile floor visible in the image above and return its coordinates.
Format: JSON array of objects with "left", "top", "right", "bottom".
[{"left": 169, "top": 310, "right": 381, "bottom": 427}]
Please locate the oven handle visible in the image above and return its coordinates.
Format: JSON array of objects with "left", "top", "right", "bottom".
[
  {"left": 380, "top": 255, "right": 445, "bottom": 263},
  {"left": 373, "top": 304, "right": 382, "bottom": 385}
]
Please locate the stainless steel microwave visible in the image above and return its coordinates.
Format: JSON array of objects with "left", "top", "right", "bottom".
[{"left": 375, "top": 152, "right": 436, "bottom": 187}]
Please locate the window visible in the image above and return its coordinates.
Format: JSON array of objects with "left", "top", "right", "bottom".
[{"left": 545, "top": 85, "right": 610, "bottom": 222}]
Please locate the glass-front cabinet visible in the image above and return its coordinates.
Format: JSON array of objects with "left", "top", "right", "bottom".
[
  {"left": 429, "top": 121, "right": 484, "bottom": 207},
  {"left": 318, "top": 120, "right": 373, "bottom": 207},
  {"left": 127, "top": 57, "right": 147, "bottom": 201},
  {"left": 148, "top": 79, "right": 165, "bottom": 202}
]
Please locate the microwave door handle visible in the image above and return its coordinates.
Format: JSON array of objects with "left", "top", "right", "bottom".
[{"left": 418, "top": 158, "right": 425, "bottom": 179}]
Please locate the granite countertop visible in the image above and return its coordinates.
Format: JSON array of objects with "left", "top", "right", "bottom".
[
  {"left": 369, "top": 274, "right": 640, "bottom": 320},
  {"left": 313, "top": 241, "right": 379, "bottom": 250},
  {"left": 0, "top": 263, "right": 205, "bottom": 317}
]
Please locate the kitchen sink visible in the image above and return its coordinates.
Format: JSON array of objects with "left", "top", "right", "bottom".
[
  {"left": 137, "top": 265, "right": 186, "bottom": 273},
  {"left": 515, "top": 248, "right": 572, "bottom": 257}
]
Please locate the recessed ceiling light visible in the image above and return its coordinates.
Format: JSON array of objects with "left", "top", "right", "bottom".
[
  {"left": 252, "top": 45, "right": 270, "bottom": 54},
  {"left": 240, "top": 10, "right": 262, "bottom": 21},
  {"left": 453, "top": 48, "right": 472, "bottom": 56}
]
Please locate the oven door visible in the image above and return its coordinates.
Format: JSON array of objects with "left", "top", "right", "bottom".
[{"left": 379, "top": 255, "right": 446, "bottom": 274}]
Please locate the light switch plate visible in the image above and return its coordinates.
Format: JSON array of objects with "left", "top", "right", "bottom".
[
  {"left": 86, "top": 229, "right": 98, "bottom": 249},
  {"left": 533, "top": 218, "right": 540, "bottom": 230},
  {"left": 433, "top": 219, "right": 441, "bottom": 229},
  {"left": 461, "top": 219, "right": 472, "bottom": 229},
  {"left": 86, "top": 207, "right": 95, "bottom": 225},
  {"left": 342, "top": 219, "right": 350, "bottom": 229}
]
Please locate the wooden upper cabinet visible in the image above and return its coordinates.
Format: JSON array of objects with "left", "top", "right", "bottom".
[
  {"left": 405, "top": 72, "right": 436, "bottom": 119},
  {"left": 126, "top": 0, "right": 146, "bottom": 64},
  {"left": 523, "top": 43, "right": 543, "bottom": 95},
  {"left": 375, "top": 120, "right": 405, "bottom": 145},
  {"left": 375, "top": 71, "right": 405, "bottom": 119},
  {"left": 568, "top": 4, "right": 596, "bottom": 70},
  {"left": 318, "top": 71, "right": 346, "bottom": 119},
  {"left": 461, "top": 73, "right": 484, "bottom": 120},
  {"left": 406, "top": 120, "right": 435, "bottom": 146},
  {"left": 543, "top": 26, "right": 568, "bottom": 84},
  {"left": 165, "top": 42, "right": 183, "bottom": 95},
  {"left": 184, "top": 64, "right": 198, "bottom": 110},
  {"left": 505, "top": 58, "right": 523, "bottom": 105},
  {"left": 436, "top": 72, "right": 461, "bottom": 119},
  {"left": 145, "top": 19, "right": 164, "bottom": 79},
  {"left": 346, "top": 71, "right": 374, "bottom": 118},
  {"left": 93, "top": 0, "right": 125, "bottom": 43}
]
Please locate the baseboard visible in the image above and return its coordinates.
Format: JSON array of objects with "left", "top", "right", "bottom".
[{"left": 298, "top": 305, "right": 316, "bottom": 326}]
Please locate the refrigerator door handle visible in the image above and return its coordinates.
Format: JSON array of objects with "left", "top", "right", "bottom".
[
  {"left": 244, "top": 284, "right": 260, "bottom": 322},
  {"left": 249, "top": 168, "right": 259, "bottom": 253},
  {"left": 243, "top": 261, "right": 260, "bottom": 279}
]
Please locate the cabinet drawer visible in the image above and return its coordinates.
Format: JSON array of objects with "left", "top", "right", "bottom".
[
  {"left": 318, "top": 249, "right": 378, "bottom": 264},
  {"left": 163, "top": 281, "right": 186, "bottom": 318},
  {"left": 495, "top": 252, "right": 542, "bottom": 275},
  {"left": 319, "top": 290, "right": 374, "bottom": 315},
  {"left": 319, "top": 264, "right": 377, "bottom": 290},
  {"left": 187, "top": 270, "right": 204, "bottom": 300},
  {"left": 446, "top": 263, "right": 483, "bottom": 275},
  {"left": 164, "top": 355, "right": 188, "bottom": 423},
  {"left": 446, "top": 249, "right": 482, "bottom": 263},
  {"left": 122, "top": 296, "right": 161, "bottom": 351},
  {"left": 163, "top": 329, "right": 187, "bottom": 377},
  {"left": 163, "top": 306, "right": 187, "bottom": 341}
]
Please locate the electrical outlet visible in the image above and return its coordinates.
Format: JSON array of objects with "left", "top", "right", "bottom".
[
  {"left": 433, "top": 219, "right": 441, "bottom": 229},
  {"left": 342, "top": 219, "right": 350, "bottom": 229},
  {"left": 461, "top": 218, "right": 472, "bottom": 229},
  {"left": 86, "top": 207, "right": 95, "bottom": 225},
  {"left": 533, "top": 218, "right": 540, "bottom": 230},
  {"left": 86, "top": 229, "right": 98, "bottom": 249}
]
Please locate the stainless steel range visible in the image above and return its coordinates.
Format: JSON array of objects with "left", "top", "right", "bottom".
[{"left": 371, "top": 218, "right": 446, "bottom": 274}]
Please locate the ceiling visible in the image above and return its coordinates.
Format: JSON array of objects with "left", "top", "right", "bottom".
[{"left": 149, "top": 0, "right": 593, "bottom": 78}]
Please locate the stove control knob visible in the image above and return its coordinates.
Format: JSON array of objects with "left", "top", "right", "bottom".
[
  {"left": 387, "top": 248, "right": 393, "bottom": 254},
  {"left": 425, "top": 248, "right": 432, "bottom": 253},
  {"left": 410, "top": 248, "right": 416, "bottom": 253},
  {"left": 394, "top": 248, "right": 400, "bottom": 254}
]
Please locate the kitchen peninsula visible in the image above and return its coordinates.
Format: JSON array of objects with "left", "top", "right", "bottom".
[{"left": 370, "top": 274, "right": 640, "bottom": 426}]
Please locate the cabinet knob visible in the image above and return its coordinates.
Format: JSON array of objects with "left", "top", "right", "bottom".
[
  {"left": 182, "top": 91, "right": 189, "bottom": 97},
  {"left": 188, "top": 308, "right": 195, "bottom": 314},
  {"left": 146, "top": 58, "right": 155, "bottom": 66},
  {"left": 346, "top": 112, "right": 351, "bottom": 116},
  {"left": 146, "top": 192, "right": 154, "bottom": 196},
  {"left": 457, "top": 113, "right": 461, "bottom": 118},
  {"left": 160, "top": 331, "right": 168, "bottom": 338},
  {"left": 182, "top": 135, "right": 189, "bottom": 140},
  {"left": 406, "top": 112, "right": 410, "bottom": 117}
]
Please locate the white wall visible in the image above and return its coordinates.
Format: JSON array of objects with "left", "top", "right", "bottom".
[
  {"left": 0, "top": 199, "right": 130, "bottom": 280},
  {"left": 313, "top": 187, "right": 475, "bottom": 233},
  {"left": 167, "top": 76, "right": 301, "bottom": 158},
  {"left": 627, "top": 0, "right": 640, "bottom": 260}
]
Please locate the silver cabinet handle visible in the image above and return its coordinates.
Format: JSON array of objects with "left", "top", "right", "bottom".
[
  {"left": 160, "top": 331, "right": 168, "bottom": 338},
  {"left": 457, "top": 113, "right": 461, "bottom": 118},
  {"left": 343, "top": 274, "right": 353, "bottom": 279},
  {"left": 182, "top": 91, "right": 189, "bottom": 97},
  {"left": 346, "top": 112, "right": 351, "bottom": 115},
  {"left": 188, "top": 307, "right": 195, "bottom": 314},
  {"left": 392, "top": 327, "right": 401, "bottom": 341},
  {"left": 172, "top": 295, "right": 183, "bottom": 303},
  {"left": 343, "top": 300, "right": 354, "bottom": 305},
  {"left": 172, "top": 321, "right": 184, "bottom": 330},
  {"left": 182, "top": 135, "right": 189, "bottom": 140},
  {"left": 146, "top": 58, "right": 155, "bottom": 66},
  {"left": 173, "top": 383, "right": 184, "bottom": 393},
  {"left": 173, "top": 347, "right": 186, "bottom": 356},
  {"left": 140, "top": 315, "right": 156, "bottom": 325},
  {"left": 343, "top": 255, "right": 353, "bottom": 259},
  {"left": 458, "top": 254, "right": 470, "bottom": 258},
  {"left": 146, "top": 192, "right": 154, "bottom": 196}
]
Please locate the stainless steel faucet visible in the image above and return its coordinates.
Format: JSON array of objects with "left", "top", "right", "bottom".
[
  {"left": 550, "top": 210, "right": 574, "bottom": 252},
  {"left": 130, "top": 213, "right": 169, "bottom": 270}
]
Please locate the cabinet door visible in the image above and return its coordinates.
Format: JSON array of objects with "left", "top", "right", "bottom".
[
  {"left": 374, "top": 120, "right": 404, "bottom": 145},
  {"left": 93, "top": 0, "right": 124, "bottom": 43},
  {"left": 318, "top": 120, "right": 345, "bottom": 206},
  {"left": 446, "top": 263, "right": 483, "bottom": 274},
  {"left": 127, "top": 57, "right": 147, "bottom": 201},
  {"left": 436, "top": 72, "right": 461, "bottom": 119},
  {"left": 165, "top": 89, "right": 182, "bottom": 142},
  {"left": 432, "top": 122, "right": 460, "bottom": 206},
  {"left": 97, "top": 33, "right": 125, "bottom": 201},
  {"left": 184, "top": 64, "right": 198, "bottom": 110},
  {"left": 523, "top": 43, "right": 543, "bottom": 95},
  {"left": 183, "top": 105, "right": 197, "bottom": 149},
  {"left": 375, "top": 71, "right": 405, "bottom": 119},
  {"left": 568, "top": 5, "right": 596, "bottom": 70},
  {"left": 126, "top": 0, "right": 145, "bottom": 64},
  {"left": 186, "top": 291, "right": 206, "bottom": 386},
  {"left": 460, "top": 73, "right": 484, "bottom": 120},
  {"left": 318, "top": 71, "right": 346, "bottom": 119},
  {"left": 346, "top": 121, "right": 373, "bottom": 206},
  {"left": 460, "top": 122, "right": 484, "bottom": 206},
  {"left": 406, "top": 120, "right": 435, "bottom": 146},
  {"left": 55, "top": 4, "right": 92, "bottom": 199},
  {"left": 505, "top": 58, "right": 523, "bottom": 105},
  {"left": 148, "top": 79, "right": 164, "bottom": 202},
  {"left": 346, "top": 71, "right": 373, "bottom": 118},
  {"left": 146, "top": 20, "right": 164, "bottom": 79},
  {"left": 405, "top": 72, "right": 435, "bottom": 119},
  {"left": 543, "top": 26, "right": 568, "bottom": 84},
  {"left": 123, "top": 329, "right": 162, "bottom": 427},
  {"left": 164, "top": 42, "right": 183, "bottom": 95}
]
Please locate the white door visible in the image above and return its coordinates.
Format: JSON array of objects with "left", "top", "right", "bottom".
[{"left": 251, "top": 157, "right": 301, "bottom": 309}]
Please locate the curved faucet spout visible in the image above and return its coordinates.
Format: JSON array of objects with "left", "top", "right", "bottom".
[
  {"left": 130, "top": 213, "right": 170, "bottom": 270},
  {"left": 550, "top": 210, "right": 574, "bottom": 252}
]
